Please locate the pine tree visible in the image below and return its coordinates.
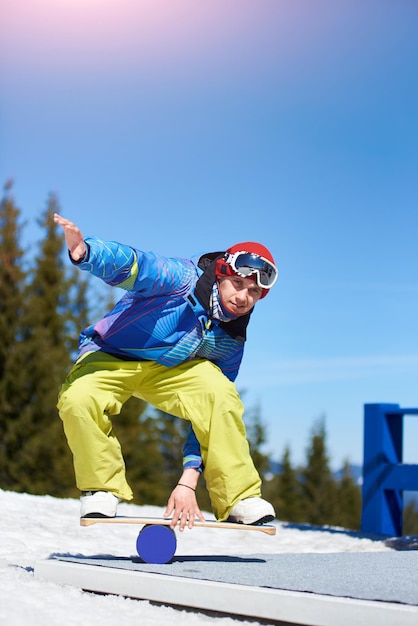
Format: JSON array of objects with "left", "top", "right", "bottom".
[
  {"left": 0, "top": 181, "right": 28, "bottom": 488},
  {"left": 150, "top": 409, "right": 213, "bottom": 511},
  {"left": 244, "top": 400, "right": 271, "bottom": 480},
  {"left": 9, "top": 194, "right": 90, "bottom": 496},
  {"left": 275, "top": 446, "right": 304, "bottom": 523},
  {"left": 14, "top": 196, "right": 195, "bottom": 503},
  {"left": 403, "top": 500, "right": 418, "bottom": 535},
  {"left": 114, "top": 398, "right": 168, "bottom": 506},
  {"left": 156, "top": 410, "right": 190, "bottom": 490},
  {"left": 334, "top": 460, "right": 361, "bottom": 530},
  {"left": 299, "top": 417, "right": 337, "bottom": 525}
]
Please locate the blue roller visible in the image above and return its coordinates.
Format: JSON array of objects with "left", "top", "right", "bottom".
[{"left": 136, "top": 524, "right": 177, "bottom": 564}]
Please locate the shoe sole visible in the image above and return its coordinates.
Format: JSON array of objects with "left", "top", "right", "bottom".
[
  {"left": 81, "top": 512, "right": 116, "bottom": 519},
  {"left": 227, "top": 514, "right": 275, "bottom": 525}
]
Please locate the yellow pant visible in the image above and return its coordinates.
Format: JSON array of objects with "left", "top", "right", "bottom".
[{"left": 57, "top": 353, "right": 261, "bottom": 520}]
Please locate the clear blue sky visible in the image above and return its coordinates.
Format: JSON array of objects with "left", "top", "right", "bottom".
[{"left": 2, "top": 0, "right": 418, "bottom": 469}]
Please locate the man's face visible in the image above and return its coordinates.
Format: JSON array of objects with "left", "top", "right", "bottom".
[{"left": 217, "top": 275, "right": 263, "bottom": 316}]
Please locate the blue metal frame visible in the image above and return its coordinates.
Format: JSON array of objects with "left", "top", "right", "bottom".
[{"left": 361, "top": 403, "right": 418, "bottom": 536}]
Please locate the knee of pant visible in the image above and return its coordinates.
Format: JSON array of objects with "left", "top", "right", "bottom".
[
  {"left": 211, "top": 377, "right": 244, "bottom": 413},
  {"left": 189, "top": 378, "right": 244, "bottom": 421},
  {"left": 57, "top": 387, "right": 91, "bottom": 419},
  {"left": 187, "top": 381, "right": 241, "bottom": 413},
  {"left": 196, "top": 363, "right": 242, "bottom": 400},
  {"left": 58, "top": 386, "right": 121, "bottom": 422}
]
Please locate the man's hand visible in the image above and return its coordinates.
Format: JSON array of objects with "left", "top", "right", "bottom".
[
  {"left": 164, "top": 470, "right": 205, "bottom": 531},
  {"left": 53, "top": 213, "right": 87, "bottom": 262}
]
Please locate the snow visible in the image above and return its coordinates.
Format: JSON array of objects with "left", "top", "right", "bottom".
[{"left": 0, "top": 489, "right": 391, "bottom": 626}]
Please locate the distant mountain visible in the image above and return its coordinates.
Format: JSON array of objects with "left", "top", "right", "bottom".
[
  {"left": 268, "top": 460, "right": 282, "bottom": 475},
  {"left": 333, "top": 463, "right": 362, "bottom": 484}
]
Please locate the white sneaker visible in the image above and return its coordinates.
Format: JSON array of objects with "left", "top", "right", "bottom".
[
  {"left": 228, "top": 497, "right": 275, "bottom": 525},
  {"left": 80, "top": 491, "right": 119, "bottom": 518}
]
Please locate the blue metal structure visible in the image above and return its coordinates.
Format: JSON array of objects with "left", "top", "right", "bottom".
[{"left": 361, "top": 403, "right": 418, "bottom": 536}]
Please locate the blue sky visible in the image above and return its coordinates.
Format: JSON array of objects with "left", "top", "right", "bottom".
[{"left": 2, "top": 0, "right": 418, "bottom": 469}]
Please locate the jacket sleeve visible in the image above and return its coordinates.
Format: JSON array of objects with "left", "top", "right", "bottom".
[
  {"left": 72, "top": 236, "right": 196, "bottom": 295},
  {"left": 182, "top": 426, "right": 203, "bottom": 473}
]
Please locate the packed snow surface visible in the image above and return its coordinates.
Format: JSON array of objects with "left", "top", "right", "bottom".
[{"left": 0, "top": 489, "right": 391, "bottom": 625}]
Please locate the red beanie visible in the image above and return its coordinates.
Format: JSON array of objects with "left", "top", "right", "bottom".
[{"left": 215, "top": 241, "right": 276, "bottom": 299}]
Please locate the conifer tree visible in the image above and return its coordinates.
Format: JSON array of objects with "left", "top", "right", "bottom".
[
  {"left": 195, "top": 476, "right": 213, "bottom": 514},
  {"left": 10, "top": 194, "right": 90, "bottom": 496},
  {"left": 150, "top": 409, "right": 215, "bottom": 510},
  {"left": 114, "top": 398, "right": 168, "bottom": 506},
  {"left": 403, "top": 500, "right": 418, "bottom": 535},
  {"left": 334, "top": 460, "right": 361, "bottom": 530},
  {"left": 244, "top": 400, "right": 271, "bottom": 480},
  {"left": 299, "top": 417, "right": 337, "bottom": 525},
  {"left": 156, "top": 410, "right": 190, "bottom": 490},
  {"left": 275, "top": 446, "right": 304, "bottom": 523},
  {"left": 0, "top": 181, "right": 28, "bottom": 488}
]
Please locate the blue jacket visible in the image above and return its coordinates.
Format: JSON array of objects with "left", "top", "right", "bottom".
[{"left": 73, "top": 236, "right": 252, "bottom": 470}]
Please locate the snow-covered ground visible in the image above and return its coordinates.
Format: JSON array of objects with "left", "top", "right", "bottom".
[{"left": 0, "top": 489, "right": 392, "bottom": 626}]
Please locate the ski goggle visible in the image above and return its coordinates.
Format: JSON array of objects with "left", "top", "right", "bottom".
[{"left": 225, "top": 251, "right": 278, "bottom": 289}]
